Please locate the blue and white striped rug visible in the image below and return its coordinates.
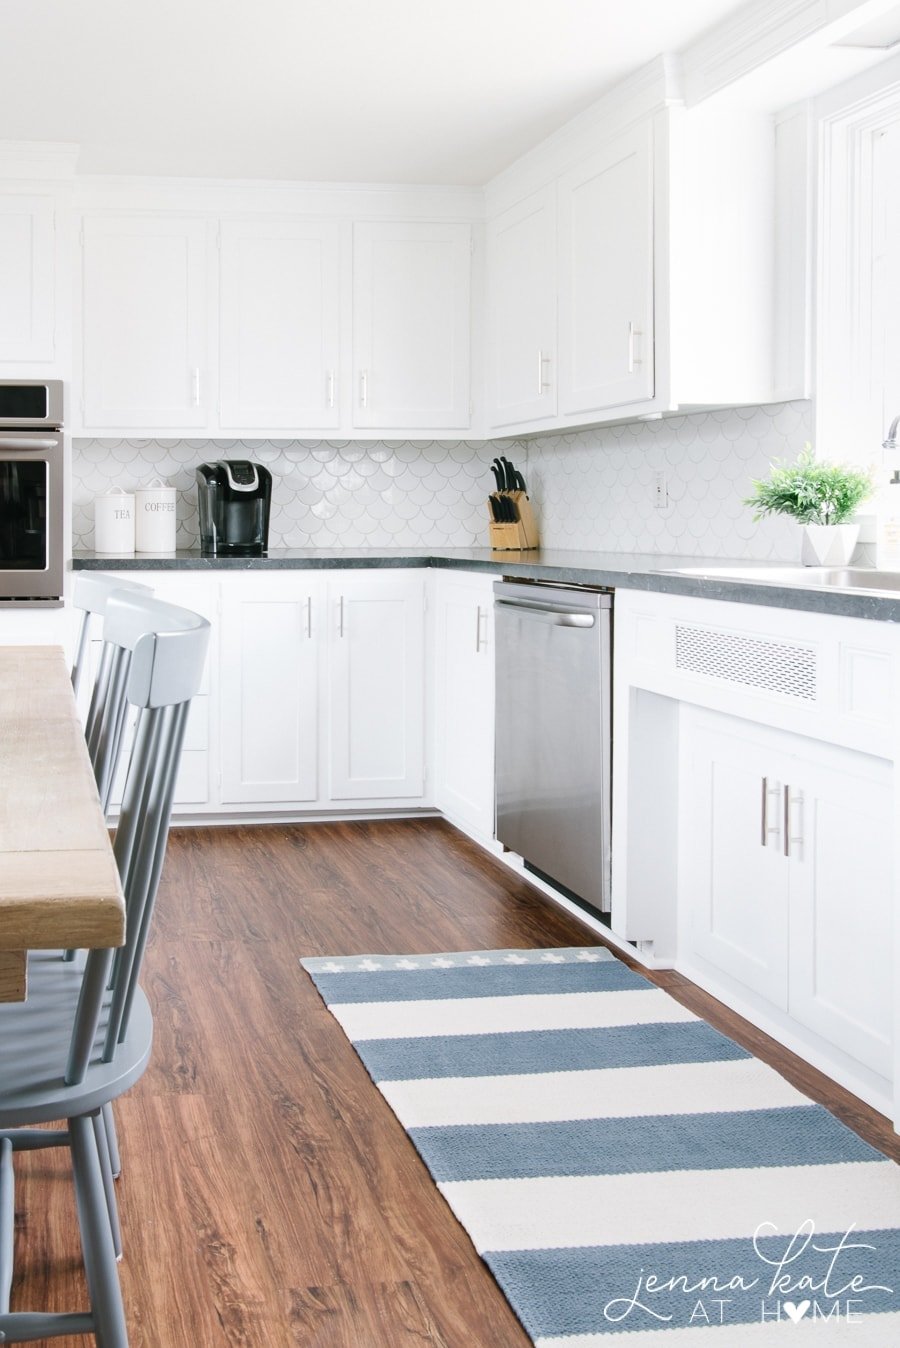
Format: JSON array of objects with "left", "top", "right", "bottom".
[{"left": 302, "top": 946, "right": 900, "bottom": 1344}]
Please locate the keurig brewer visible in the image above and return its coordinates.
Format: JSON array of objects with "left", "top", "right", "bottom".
[{"left": 196, "top": 460, "right": 272, "bottom": 556}]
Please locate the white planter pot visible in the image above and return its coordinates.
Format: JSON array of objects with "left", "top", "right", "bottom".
[{"left": 800, "top": 522, "right": 859, "bottom": 567}]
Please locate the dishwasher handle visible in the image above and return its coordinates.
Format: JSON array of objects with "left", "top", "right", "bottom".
[{"left": 495, "top": 598, "right": 595, "bottom": 628}]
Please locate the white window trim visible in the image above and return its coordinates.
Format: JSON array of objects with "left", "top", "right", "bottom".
[{"left": 816, "top": 52, "right": 900, "bottom": 461}]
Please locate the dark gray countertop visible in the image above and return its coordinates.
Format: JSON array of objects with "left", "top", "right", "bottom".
[{"left": 70, "top": 547, "right": 900, "bottom": 623}]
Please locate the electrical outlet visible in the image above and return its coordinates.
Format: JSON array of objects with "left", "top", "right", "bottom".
[{"left": 653, "top": 471, "right": 668, "bottom": 509}]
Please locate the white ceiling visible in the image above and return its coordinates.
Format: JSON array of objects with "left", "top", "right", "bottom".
[{"left": 2, "top": 0, "right": 750, "bottom": 183}]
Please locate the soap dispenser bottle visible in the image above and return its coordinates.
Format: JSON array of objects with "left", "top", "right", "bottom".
[
  {"left": 875, "top": 471, "right": 900, "bottom": 568},
  {"left": 876, "top": 417, "right": 900, "bottom": 568}
]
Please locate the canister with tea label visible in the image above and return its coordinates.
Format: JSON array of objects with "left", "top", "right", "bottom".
[
  {"left": 94, "top": 487, "right": 135, "bottom": 554},
  {"left": 135, "top": 477, "right": 177, "bottom": 553}
]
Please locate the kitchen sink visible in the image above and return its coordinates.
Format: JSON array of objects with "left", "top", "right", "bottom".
[{"left": 657, "top": 566, "right": 900, "bottom": 594}]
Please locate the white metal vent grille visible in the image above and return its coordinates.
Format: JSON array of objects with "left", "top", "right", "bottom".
[{"left": 675, "top": 624, "right": 817, "bottom": 701}]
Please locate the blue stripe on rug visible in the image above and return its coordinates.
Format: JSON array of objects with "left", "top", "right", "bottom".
[
  {"left": 306, "top": 959, "right": 645, "bottom": 1005},
  {"left": 353, "top": 1019, "right": 749, "bottom": 1082},
  {"left": 486, "top": 1228, "right": 900, "bottom": 1338},
  {"left": 409, "top": 1105, "right": 879, "bottom": 1181}
]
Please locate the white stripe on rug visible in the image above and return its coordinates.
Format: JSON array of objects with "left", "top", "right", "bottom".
[
  {"left": 328, "top": 988, "right": 696, "bottom": 1040},
  {"left": 441, "top": 1162, "right": 900, "bottom": 1252},
  {"left": 535, "top": 1312, "right": 900, "bottom": 1347},
  {"left": 380, "top": 1058, "right": 811, "bottom": 1127}
]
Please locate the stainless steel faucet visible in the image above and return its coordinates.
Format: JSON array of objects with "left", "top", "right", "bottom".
[{"left": 883, "top": 414, "right": 900, "bottom": 449}]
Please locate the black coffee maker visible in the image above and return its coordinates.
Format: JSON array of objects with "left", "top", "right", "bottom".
[{"left": 196, "top": 460, "right": 272, "bottom": 556}]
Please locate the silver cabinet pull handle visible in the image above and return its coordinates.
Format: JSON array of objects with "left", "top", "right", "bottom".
[
  {"left": 337, "top": 595, "right": 345, "bottom": 637},
  {"left": 537, "top": 349, "right": 551, "bottom": 394},
  {"left": 761, "top": 777, "right": 781, "bottom": 846},
  {"left": 360, "top": 370, "right": 368, "bottom": 409},
  {"left": 784, "top": 786, "right": 803, "bottom": 858},
  {"left": 306, "top": 595, "right": 313, "bottom": 639},
  {"left": 327, "top": 370, "right": 336, "bottom": 409},
  {"left": 628, "top": 322, "right": 642, "bottom": 373},
  {"left": 191, "top": 368, "right": 201, "bottom": 406}
]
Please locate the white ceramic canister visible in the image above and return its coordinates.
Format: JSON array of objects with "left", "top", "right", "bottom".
[
  {"left": 135, "top": 477, "right": 177, "bottom": 553},
  {"left": 94, "top": 487, "right": 135, "bottom": 554}
]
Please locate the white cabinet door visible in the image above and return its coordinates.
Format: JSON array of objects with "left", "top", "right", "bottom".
[
  {"left": 682, "top": 708, "right": 790, "bottom": 1007},
  {"left": 0, "top": 194, "right": 55, "bottom": 362},
  {"left": 486, "top": 187, "right": 557, "bottom": 428},
  {"left": 82, "top": 214, "right": 209, "bottom": 429},
  {"left": 558, "top": 123, "right": 654, "bottom": 415},
  {"left": 352, "top": 222, "right": 470, "bottom": 430},
  {"left": 219, "top": 575, "right": 321, "bottom": 804},
  {"left": 682, "top": 704, "right": 893, "bottom": 1082},
  {"left": 219, "top": 219, "right": 341, "bottom": 430},
  {"left": 788, "top": 745, "right": 893, "bottom": 1078},
  {"left": 433, "top": 572, "right": 495, "bottom": 837},
  {"left": 327, "top": 572, "right": 425, "bottom": 799}
]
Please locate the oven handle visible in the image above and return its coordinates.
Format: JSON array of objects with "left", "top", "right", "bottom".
[
  {"left": 495, "top": 599, "right": 595, "bottom": 628},
  {"left": 0, "top": 436, "right": 59, "bottom": 451}
]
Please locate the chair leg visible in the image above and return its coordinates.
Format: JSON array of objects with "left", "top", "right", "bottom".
[
  {"left": 102, "top": 1102, "right": 122, "bottom": 1179},
  {"left": 69, "top": 1114, "right": 129, "bottom": 1348},
  {"left": 92, "top": 1112, "right": 123, "bottom": 1261}
]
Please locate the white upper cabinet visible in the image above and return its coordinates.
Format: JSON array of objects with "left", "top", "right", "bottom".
[
  {"left": 558, "top": 123, "right": 654, "bottom": 416},
  {"left": 486, "top": 186, "right": 557, "bottom": 427},
  {"left": 0, "top": 194, "right": 55, "bottom": 363},
  {"left": 483, "top": 60, "right": 803, "bottom": 434},
  {"left": 352, "top": 221, "right": 471, "bottom": 430},
  {"left": 219, "top": 219, "right": 341, "bottom": 430},
  {"left": 81, "top": 214, "right": 209, "bottom": 429}
]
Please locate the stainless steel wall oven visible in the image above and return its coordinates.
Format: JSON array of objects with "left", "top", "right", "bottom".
[{"left": 0, "top": 380, "right": 64, "bottom": 605}]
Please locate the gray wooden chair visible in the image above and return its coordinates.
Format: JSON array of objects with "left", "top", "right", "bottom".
[
  {"left": 0, "top": 595, "right": 210, "bottom": 1347},
  {"left": 70, "top": 572, "right": 153, "bottom": 703}
]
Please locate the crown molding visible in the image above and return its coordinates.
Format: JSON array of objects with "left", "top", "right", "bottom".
[
  {"left": 485, "top": 55, "right": 681, "bottom": 216},
  {"left": 681, "top": 0, "right": 900, "bottom": 107}
]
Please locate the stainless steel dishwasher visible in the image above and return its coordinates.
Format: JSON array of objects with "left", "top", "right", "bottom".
[{"left": 494, "top": 579, "right": 613, "bottom": 917}]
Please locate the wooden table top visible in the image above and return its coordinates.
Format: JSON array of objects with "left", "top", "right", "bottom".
[{"left": 0, "top": 646, "right": 125, "bottom": 999}]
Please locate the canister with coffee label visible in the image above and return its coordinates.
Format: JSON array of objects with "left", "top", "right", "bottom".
[
  {"left": 135, "top": 477, "right": 177, "bottom": 553},
  {"left": 94, "top": 487, "right": 135, "bottom": 554}
]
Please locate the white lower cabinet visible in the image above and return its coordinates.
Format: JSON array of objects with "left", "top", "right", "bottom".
[
  {"left": 218, "top": 574, "right": 321, "bottom": 803},
  {"left": 432, "top": 571, "right": 495, "bottom": 838},
  {"left": 327, "top": 572, "right": 425, "bottom": 800},
  {"left": 216, "top": 569, "right": 426, "bottom": 808},
  {"left": 681, "top": 705, "right": 893, "bottom": 1081}
]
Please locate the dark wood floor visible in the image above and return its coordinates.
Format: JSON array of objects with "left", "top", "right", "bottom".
[{"left": 12, "top": 819, "right": 899, "bottom": 1346}]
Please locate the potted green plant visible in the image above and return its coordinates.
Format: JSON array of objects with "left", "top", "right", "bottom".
[{"left": 744, "top": 447, "right": 873, "bottom": 566}]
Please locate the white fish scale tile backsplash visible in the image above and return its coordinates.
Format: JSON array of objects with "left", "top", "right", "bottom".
[
  {"left": 523, "top": 401, "right": 812, "bottom": 559},
  {"left": 71, "top": 439, "right": 509, "bottom": 551},
  {"left": 71, "top": 400, "right": 812, "bottom": 557}
]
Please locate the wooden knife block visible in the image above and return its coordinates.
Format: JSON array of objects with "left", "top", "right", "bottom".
[{"left": 487, "top": 491, "right": 540, "bottom": 551}]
